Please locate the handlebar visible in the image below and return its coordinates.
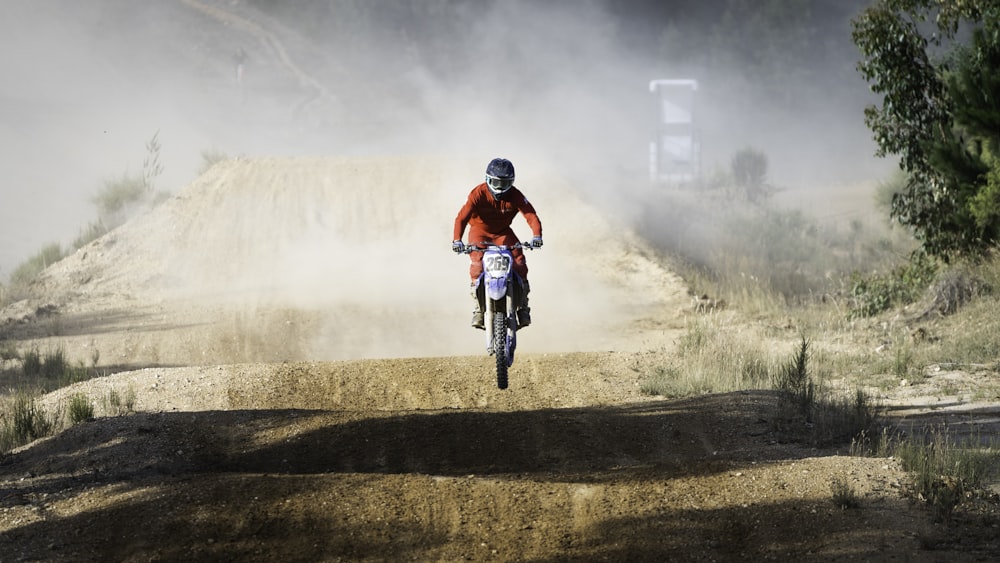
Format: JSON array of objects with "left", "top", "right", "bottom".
[{"left": 459, "top": 242, "right": 538, "bottom": 254}]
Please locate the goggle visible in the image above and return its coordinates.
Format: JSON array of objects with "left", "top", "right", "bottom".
[{"left": 486, "top": 175, "right": 514, "bottom": 193}]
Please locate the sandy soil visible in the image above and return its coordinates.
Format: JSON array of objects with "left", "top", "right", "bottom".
[{"left": 0, "top": 153, "right": 998, "bottom": 562}]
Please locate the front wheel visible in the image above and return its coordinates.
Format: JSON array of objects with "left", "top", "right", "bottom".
[{"left": 493, "top": 310, "right": 508, "bottom": 389}]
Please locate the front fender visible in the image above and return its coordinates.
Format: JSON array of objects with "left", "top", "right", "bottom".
[{"left": 485, "top": 276, "right": 508, "bottom": 301}]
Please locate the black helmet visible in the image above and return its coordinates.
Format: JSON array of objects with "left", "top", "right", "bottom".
[{"left": 485, "top": 157, "right": 515, "bottom": 197}]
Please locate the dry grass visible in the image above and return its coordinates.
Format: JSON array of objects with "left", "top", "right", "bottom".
[
  {"left": 640, "top": 313, "right": 779, "bottom": 398},
  {"left": 647, "top": 190, "right": 1000, "bottom": 526},
  {"left": 645, "top": 190, "right": 1000, "bottom": 441}
]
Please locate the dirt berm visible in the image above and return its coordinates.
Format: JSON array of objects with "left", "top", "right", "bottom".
[{"left": 1, "top": 156, "right": 996, "bottom": 561}]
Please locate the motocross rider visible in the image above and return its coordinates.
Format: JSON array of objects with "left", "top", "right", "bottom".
[{"left": 453, "top": 157, "right": 543, "bottom": 330}]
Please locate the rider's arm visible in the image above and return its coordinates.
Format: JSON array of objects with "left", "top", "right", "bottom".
[
  {"left": 516, "top": 195, "right": 542, "bottom": 238},
  {"left": 453, "top": 193, "right": 476, "bottom": 241}
]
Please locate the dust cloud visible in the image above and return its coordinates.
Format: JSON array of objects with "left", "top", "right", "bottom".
[
  {"left": 112, "top": 155, "right": 655, "bottom": 360},
  {"left": 3, "top": 0, "right": 888, "bottom": 357}
]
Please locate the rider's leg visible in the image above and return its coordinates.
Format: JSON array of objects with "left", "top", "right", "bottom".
[
  {"left": 510, "top": 245, "right": 532, "bottom": 327},
  {"left": 470, "top": 281, "right": 485, "bottom": 330},
  {"left": 469, "top": 250, "right": 486, "bottom": 330},
  {"left": 469, "top": 249, "right": 485, "bottom": 280},
  {"left": 516, "top": 278, "right": 531, "bottom": 327},
  {"left": 511, "top": 246, "right": 528, "bottom": 281}
]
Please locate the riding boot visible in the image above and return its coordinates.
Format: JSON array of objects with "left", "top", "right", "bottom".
[
  {"left": 470, "top": 284, "right": 485, "bottom": 330},
  {"left": 516, "top": 279, "right": 531, "bottom": 328}
]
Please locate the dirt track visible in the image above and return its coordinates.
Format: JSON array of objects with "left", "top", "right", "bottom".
[{"left": 1, "top": 154, "right": 998, "bottom": 562}]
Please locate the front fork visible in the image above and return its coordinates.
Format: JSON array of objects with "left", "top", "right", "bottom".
[
  {"left": 484, "top": 292, "right": 517, "bottom": 356},
  {"left": 484, "top": 298, "right": 494, "bottom": 354}
]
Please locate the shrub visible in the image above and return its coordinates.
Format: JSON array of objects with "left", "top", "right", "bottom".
[
  {"left": 103, "top": 386, "right": 137, "bottom": 416},
  {"left": 2, "top": 394, "right": 54, "bottom": 451},
  {"left": 21, "top": 346, "right": 90, "bottom": 388},
  {"left": 124, "top": 386, "right": 137, "bottom": 411},
  {"left": 68, "top": 393, "right": 94, "bottom": 424},
  {"left": 41, "top": 347, "right": 67, "bottom": 379},
  {"left": 91, "top": 131, "right": 168, "bottom": 228},
  {"left": 831, "top": 475, "right": 862, "bottom": 509},
  {"left": 849, "top": 251, "right": 938, "bottom": 318},
  {"left": 640, "top": 365, "right": 686, "bottom": 397},
  {"left": 731, "top": 147, "right": 769, "bottom": 203},
  {"left": 60, "top": 363, "right": 91, "bottom": 387},
  {"left": 891, "top": 427, "right": 999, "bottom": 520},
  {"left": 93, "top": 171, "right": 146, "bottom": 225},
  {"left": 72, "top": 220, "right": 110, "bottom": 250},
  {"left": 199, "top": 149, "right": 229, "bottom": 175},
  {"left": 917, "top": 267, "right": 992, "bottom": 318},
  {"left": 811, "top": 388, "right": 881, "bottom": 446},
  {"left": 773, "top": 336, "right": 814, "bottom": 417},
  {"left": 22, "top": 347, "right": 42, "bottom": 376},
  {"left": 9, "top": 243, "right": 65, "bottom": 287},
  {"left": 770, "top": 337, "right": 879, "bottom": 446}
]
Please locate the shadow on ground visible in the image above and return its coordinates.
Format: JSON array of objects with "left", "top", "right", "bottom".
[{"left": 2, "top": 392, "right": 798, "bottom": 486}]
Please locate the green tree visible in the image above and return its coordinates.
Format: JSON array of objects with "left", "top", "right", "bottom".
[
  {"left": 946, "top": 28, "right": 1000, "bottom": 235},
  {"left": 852, "top": 0, "right": 1000, "bottom": 260}
]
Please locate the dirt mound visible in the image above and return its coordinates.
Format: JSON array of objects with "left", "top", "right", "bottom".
[{"left": 8, "top": 155, "right": 688, "bottom": 366}]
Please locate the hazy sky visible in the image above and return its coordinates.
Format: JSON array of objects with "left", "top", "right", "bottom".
[{"left": 1, "top": 1, "right": 221, "bottom": 280}]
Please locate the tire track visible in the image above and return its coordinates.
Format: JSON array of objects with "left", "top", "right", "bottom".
[{"left": 179, "top": 0, "right": 333, "bottom": 115}]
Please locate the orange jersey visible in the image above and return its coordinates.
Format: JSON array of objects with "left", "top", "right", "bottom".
[{"left": 453, "top": 183, "right": 542, "bottom": 242}]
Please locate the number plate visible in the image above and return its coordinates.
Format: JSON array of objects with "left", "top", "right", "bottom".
[{"left": 484, "top": 253, "right": 511, "bottom": 276}]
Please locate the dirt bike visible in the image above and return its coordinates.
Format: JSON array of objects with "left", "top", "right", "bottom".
[{"left": 461, "top": 242, "right": 536, "bottom": 389}]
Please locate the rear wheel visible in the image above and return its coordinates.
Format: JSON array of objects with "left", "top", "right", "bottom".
[{"left": 493, "top": 309, "right": 508, "bottom": 389}]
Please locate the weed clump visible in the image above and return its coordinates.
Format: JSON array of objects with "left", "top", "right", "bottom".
[
  {"left": 68, "top": 393, "right": 94, "bottom": 424},
  {"left": 0, "top": 394, "right": 55, "bottom": 454},
  {"left": 19, "top": 346, "right": 90, "bottom": 388},
  {"left": 849, "top": 251, "right": 938, "bottom": 318},
  {"left": 774, "top": 336, "right": 814, "bottom": 417},
  {"left": 771, "top": 337, "right": 879, "bottom": 446},
  {"left": 894, "top": 427, "right": 999, "bottom": 520},
  {"left": 913, "top": 267, "right": 991, "bottom": 320},
  {"left": 831, "top": 475, "right": 862, "bottom": 509},
  {"left": 41, "top": 347, "right": 67, "bottom": 379},
  {"left": 9, "top": 243, "right": 65, "bottom": 289},
  {"left": 103, "top": 386, "right": 137, "bottom": 416}
]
